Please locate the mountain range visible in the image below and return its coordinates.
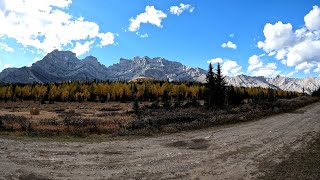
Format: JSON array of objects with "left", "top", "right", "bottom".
[{"left": 1, "top": 50, "right": 319, "bottom": 94}]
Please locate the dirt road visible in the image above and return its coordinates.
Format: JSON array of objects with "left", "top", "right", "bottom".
[{"left": 1, "top": 102, "right": 320, "bottom": 180}]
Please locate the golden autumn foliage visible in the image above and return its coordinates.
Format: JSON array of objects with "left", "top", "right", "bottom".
[{"left": 0, "top": 80, "right": 301, "bottom": 103}]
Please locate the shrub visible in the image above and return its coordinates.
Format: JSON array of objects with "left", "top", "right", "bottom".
[
  {"left": 0, "top": 115, "right": 32, "bottom": 131},
  {"left": 39, "top": 118, "right": 59, "bottom": 126},
  {"left": 150, "top": 101, "right": 160, "bottom": 109},
  {"left": 58, "top": 109, "right": 81, "bottom": 118},
  {"left": 30, "top": 107, "right": 40, "bottom": 115}
]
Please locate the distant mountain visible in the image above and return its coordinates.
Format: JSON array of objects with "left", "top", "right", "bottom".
[
  {"left": 0, "top": 50, "right": 319, "bottom": 94},
  {"left": 266, "top": 76, "right": 320, "bottom": 94},
  {"left": 106, "top": 56, "right": 206, "bottom": 81},
  {"left": 0, "top": 50, "right": 109, "bottom": 83},
  {"left": 225, "top": 75, "right": 278, "bottom": 89},
  {"left": 226, "top": 75, "right": 320, "bottom": 94}
]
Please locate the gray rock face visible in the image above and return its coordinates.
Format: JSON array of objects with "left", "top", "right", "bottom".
[
  {"left": 29, "top": 50, "right": 109, "bottom": 83},
  {"left": 0, "top": 50, "right": 319, "bottom": 94},
  {"left": 106, "top": 56, "right": 206, "bottom": 81},
  {"left": 266, "top": 76, "right": 320, "bottom": 94},
  {"left": 225, "top": 75, "right": 320, "bottom": 94}
]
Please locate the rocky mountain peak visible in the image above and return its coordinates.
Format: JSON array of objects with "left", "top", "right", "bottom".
[
  {"left": 83, "top": 56, "right": 99, "bottom": 64},
  {"left": 45, "top": 49, "right": 76, "bottom": 60},
  {"left": 0, "top": 50, "right": 319, "bottom": 94}
]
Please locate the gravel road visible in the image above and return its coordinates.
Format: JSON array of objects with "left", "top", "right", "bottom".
[{"left": 1, "top": 102, "right": 320, "bottom": 180}]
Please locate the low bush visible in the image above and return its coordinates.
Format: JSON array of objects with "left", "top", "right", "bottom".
[
  {"left": 58, "top": 109, "right": 81, "bottom": 118},
  {"left": 0, "top": 114, "right": 32, "bottom": 132},
  {"left": 39, "top": 118, "right": 59, "bottom": 126},
  {"left": 30, "top": 107, "right": 40, "bottom": 115}
]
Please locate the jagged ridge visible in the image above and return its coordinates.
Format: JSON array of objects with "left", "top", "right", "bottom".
[{"left": 0, "top": 50, "right": 319, "bottom": 94}]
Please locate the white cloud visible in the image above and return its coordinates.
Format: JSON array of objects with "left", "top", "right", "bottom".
[
  {"left": 257, "top": 21, "right": 295, "bottom": 52},
  {"left": 221, "top": 41, "right": 237, "bottom": 49},
  {"left": 251, "top": 63, "right": 280, "bottom": 77},
  {"left": 0, "top": 0, "right": 114, "bottom": 55},
  {"left": 222, "top": 60, "right": 242, "bottom": 76},
  {"left": 286, "top": 40, "right": 320, "bottom": 66},
  {"left": 229, "top": 33, "right": 235, "bottom": 38},
  {"left": 140, "top": 33, "right": 149, "bottom": 38},
  {"left": 268, "top": 51, "right": 276, "bottom": 56},
  {"left": 71, "top": 41, "right": 94, "bottom": 56},
  {"left": 207, "top": 57, "right": 242, "bottom": 76},
  {"left": 0, "top": 42, "right": 13, "bottom": 52},
  {"left": 135, "top": 32, "right": 149, "bottom": 38},
  {"left": 257, "top": 6, "right": 320, "bottom": 75},
  {"left": 248, "top": 55, "right": 263, "bottom": 72},
  {"left": 286, "top": 70, "right": 298, "bottom": 77},
  {"left": 129, "top": 6, "right": 167, "bottom": 32},
  {"left": 295, "top": 62, "right": 315, "bottom": 73},
  {"left": 275, "top": 49, "right": 288, "bottom": 60},
  {"left": 207, "top": 57, "right": 223, "bottom": 64},
  {"left": 97, "top": 32, "right": 115, "bottom": 47},
  {"left": 170, "top": 3, "right": 194, "bottom": 16},
  {"left": 248, "top": 54, "right": 280, "bottom": 77},
  {"left": 304, "top": 5, "right": 320, "bottom": 31}
]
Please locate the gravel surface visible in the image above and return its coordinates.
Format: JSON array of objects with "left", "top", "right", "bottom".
[{"left": 1, "top": 102, "right": 320, "bottom": 180}]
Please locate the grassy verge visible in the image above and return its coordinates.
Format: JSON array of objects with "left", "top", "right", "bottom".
[{"left": 259, "top": 133, "right": 320, "bottom": 180}]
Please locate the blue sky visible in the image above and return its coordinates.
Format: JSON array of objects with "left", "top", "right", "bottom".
[{"left": 0, "top": 0, "right": 320, "bottom": 78}]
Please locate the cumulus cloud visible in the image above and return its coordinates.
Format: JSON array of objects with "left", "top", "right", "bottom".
[
  {"left": 295, "top": 62, "right": 315, "bottom": 73},
  {"left": 0, "top": 0, "right": 114, "bottom": 55},
  {"left": 207, "top": 57, "right": 223, "bottom": 64},
  {"left": 275, "top": 49, "right": 288, "bottom": 60},
  {"left": 71, "top": 41, "right": 94, "bottom": 56},
  {"left": 0, "top": 42, "right": 14, "bottom": 52},
  {"left": 248, "top": 55, "right": 263, "bottom": 72},
  {"left": 314, "top": 63, "right": 320, "bottom": 72},
  {"left": 222, "top": 60, "right": 242, "bottom": 76},
  {"left": 286, "top": 40, "right": 320, "bottom": 66},
  {"left": 129, "top": 6, "right": 167, "bottom": 32},
  {"left": 221, "top": 41, "right": 237, "bottom": 49},
  {"left": 257, "top": 6, "right": 320, "bottom": 75},
  {"left": 97, "top": 32, "right": 115, "bottom": 47},
  {"left": 304, "top": 5, "right": 320, "bottom": 31},
  {"left": 257, "top": 21, "right": 295, "bottom": 52},
  {"left": 247, "top": 54, "right": 280, "bottom": 77},
  {"left": 170, "top": 3, "right": 194, "bottom": 16},
  {"left": 207, "top": 57, "right": 242, "bottom": 76},
  {"left": 251, "top": 63, "right": 280, "bottom": 77}
]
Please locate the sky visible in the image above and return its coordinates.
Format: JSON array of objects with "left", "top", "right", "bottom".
[{"left": 0, "top": 0, "right": 320, "bottom": 78}]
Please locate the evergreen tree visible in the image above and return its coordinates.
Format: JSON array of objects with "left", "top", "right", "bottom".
[
  {"left": 133, "top": 98, "right": 140, "bottom": 116},
  {"left": 215, "top": 63, "right": 226, "bottom": 107},
  {"left": 205, "top": 63, "right": 216, "bottom": 107}
]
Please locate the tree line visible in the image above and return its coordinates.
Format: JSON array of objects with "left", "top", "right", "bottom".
[
  {"left": 204, "top": 63, "right": 302, "bottom": 108},
  {"left": 0, "top": 76, "right": 302, "bottom": 105}
]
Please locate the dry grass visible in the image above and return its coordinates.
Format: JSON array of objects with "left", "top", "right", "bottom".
[{"left": 0, "top": 96, "right": 318, "bottom": 137}]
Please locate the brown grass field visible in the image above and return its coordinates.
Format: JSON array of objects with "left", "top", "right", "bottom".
[{"left": 0, "top": 96, "right": 318, "bottom": 137}]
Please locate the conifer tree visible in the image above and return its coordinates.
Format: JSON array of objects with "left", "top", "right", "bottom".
[
  {"left": 215, "top": 63, "right": 226, "bottom": 107},
  {"left": 205, "top": 63, "right": 216, "bottom": 107}
]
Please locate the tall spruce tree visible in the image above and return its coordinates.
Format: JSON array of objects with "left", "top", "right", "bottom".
[
  {"left": 215, "top": 63, "right": 226, "bottom": 107},
  {"left": 205, "top": 63, "right": 216, "bottom": 107}
]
